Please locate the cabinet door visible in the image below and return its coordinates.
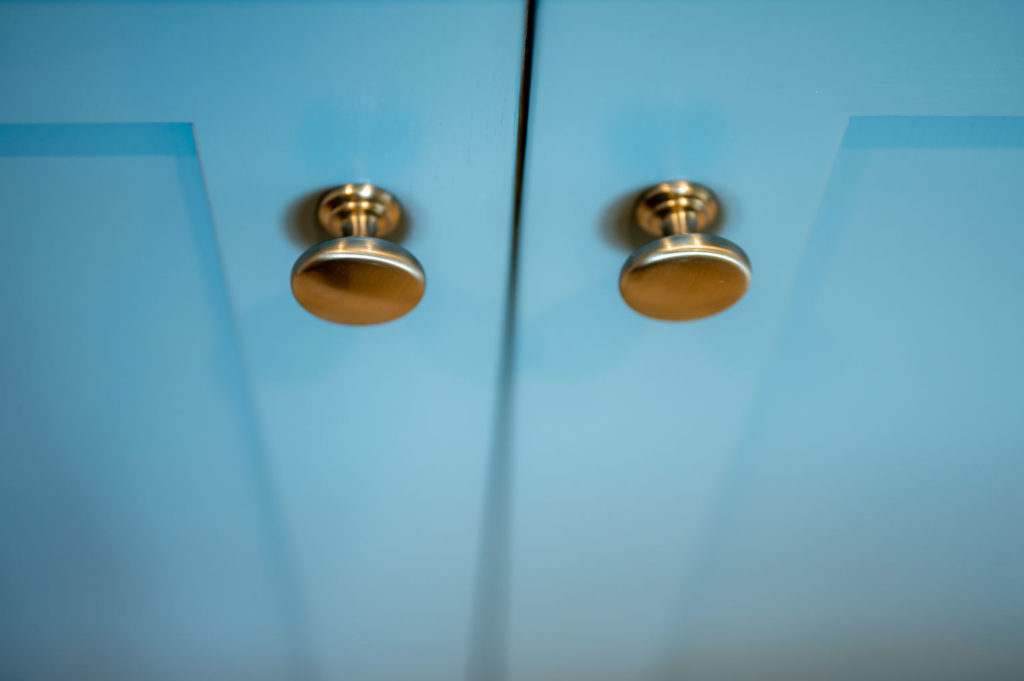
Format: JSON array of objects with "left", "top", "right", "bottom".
[
  {"left": 510, "top": 2, "right": 1024, "bottom": 679},
  {"left": 0, "top": 3, "right": 523, "bottom": 679}
]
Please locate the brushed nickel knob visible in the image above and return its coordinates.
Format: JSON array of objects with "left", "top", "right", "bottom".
[
  {"left": 620, "top": 181, "right": 750, "bottom": 321},
  {"left": 291, "top": 184, "right": 425, "bottom": 325}
]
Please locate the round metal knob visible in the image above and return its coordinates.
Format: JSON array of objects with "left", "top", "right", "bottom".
[
  {"left": 291, "top": 184, "right": 425, "bottom": 325},
  {"left": 619, "top": 181, "right": 750, "bottom": 321}
]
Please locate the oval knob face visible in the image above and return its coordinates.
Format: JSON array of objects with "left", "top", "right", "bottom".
[
  {"left": 291, "top": 237, "right": 426, "bottom": 325},
  {"left": 619, "top": 234, "right": 751, "bottom": 321}
]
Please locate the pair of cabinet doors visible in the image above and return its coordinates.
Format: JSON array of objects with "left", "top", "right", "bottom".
[{"left": 2, "top": 1, "right": 1023, "bottom": 680}]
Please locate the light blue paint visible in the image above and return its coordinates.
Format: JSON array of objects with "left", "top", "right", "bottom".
[
  {"left": 0, "top": 123, "right": 292, "bottom": 680},
  {"left": 0, "top": 3, "right": 525, "bottom": 680},
  {"left": 4, "top": 2, "right": 1023, "bottom": 680},
  {"left": 658, "top": 119, "right": 1024, "bottom": 681},
  {"left": 509, "top": 1, "right": 1024, "bottom": 679}
]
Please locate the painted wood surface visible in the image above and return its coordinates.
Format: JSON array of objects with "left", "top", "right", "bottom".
[
  {"left": 509, "top": 3, "right": 1024, "bottom": 679},
  {"left": 0, "top": 3, "right": 524, "bottom": 679}
]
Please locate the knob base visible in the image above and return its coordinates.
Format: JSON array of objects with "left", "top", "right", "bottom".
[
  {"left": 634, "top": 181, "right": 720, "bottom": 237},
  {"left": 318, "top": 184, "right": 402, "bottom": 238}
]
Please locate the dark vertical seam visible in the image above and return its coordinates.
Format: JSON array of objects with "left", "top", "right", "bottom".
[{"left": 466, "top": 1, "right": 537, "bottom": 680}]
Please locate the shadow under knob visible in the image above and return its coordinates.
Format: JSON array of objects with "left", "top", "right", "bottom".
[
  {"left": 291, "top": 184, "right": 425, "bottom": 325},
  {"left": 620, "top": 181, "right": 750, "bottom": 321}
]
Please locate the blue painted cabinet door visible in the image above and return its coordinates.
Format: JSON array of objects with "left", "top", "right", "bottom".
[
  {"left": 510, "top": 2, "right": 1024, "bottom": 680},
  {"left": 0, "top": 3, "right": 523, "bottom": 679}
]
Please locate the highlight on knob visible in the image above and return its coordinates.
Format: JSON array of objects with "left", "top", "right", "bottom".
[{"left": 291, "top": 184, "right": 426, "bottom": 325}]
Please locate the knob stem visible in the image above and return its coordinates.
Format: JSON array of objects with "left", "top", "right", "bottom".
[
  {"left": 662, "top": 209, "right": 704, "bottom": 236},
  {"left": 338, "top": 212, "right": 380, "bottom": 238}
]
